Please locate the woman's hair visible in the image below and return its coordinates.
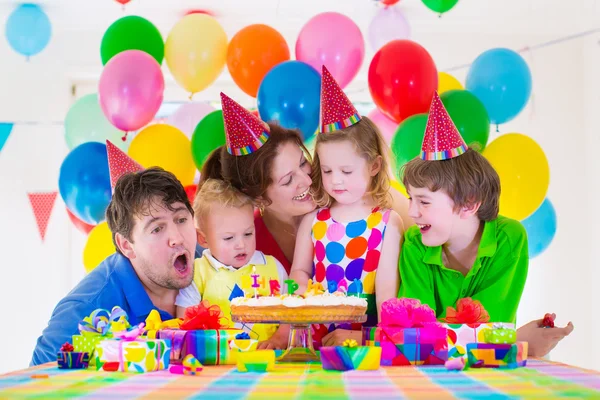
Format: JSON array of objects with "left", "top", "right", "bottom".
[
  {"left": 310, "top": 116, "right": 392, "bottom": 209},
  {"left": 193, "top": 179, "right": 254, "bottom": 229},
  {"left": 200, "top": 122, "right": 310, "bottom": 206}
]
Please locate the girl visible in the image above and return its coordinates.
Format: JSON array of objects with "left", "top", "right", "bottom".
[{"left": 289, "top": 67, "right": 403, "bottom": 346}]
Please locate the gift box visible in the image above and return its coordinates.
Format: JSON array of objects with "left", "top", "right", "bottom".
[
  {"left": 363, "top": 298, "right": 448, "bottom": 366},
  {"left": 229, "top": 332, "right": 259, "bottom": 353},
  {"left": 95, "top": 337, "right": 171, "bottom": 373},
  {"left": 467, "top": 342, "right": 528, "bottom": 368},
  {"left": 321, "top": 339, "right": 381, "bottom": 371},
  {"left": 483, "top": 323, "right": 517, "bottom": 344},
  {"left": 184, "top": 328, "right": 244, "bottom": 365},
  {"left": 57, "top": 351, "right": 90, "bottom": 369},
  {"left": 72, "top": 335, "right": 104, "bottom": 365}
]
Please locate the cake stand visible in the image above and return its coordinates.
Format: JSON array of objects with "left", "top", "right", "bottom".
[{"left": 231, "top": 313, "right": 367, "bottom": 362}]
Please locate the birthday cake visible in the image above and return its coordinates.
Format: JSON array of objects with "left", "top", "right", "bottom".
[{"left": 230, "top": 292, "right": 368, "bottom": 323}]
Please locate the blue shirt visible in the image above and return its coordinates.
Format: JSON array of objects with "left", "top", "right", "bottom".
[{"left": 31, "top": 245, "right": 203, "bottom": 366}]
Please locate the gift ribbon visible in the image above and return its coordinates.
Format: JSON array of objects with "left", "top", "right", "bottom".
[
  {"left": 78, "top": 306, "right": 131, "bottom": 337},
  {"left": 145, "top": 310, "right": 182, "bottom": 338},
  {"left": 115, "top": 334, "right": 163, "bottom": 372}
]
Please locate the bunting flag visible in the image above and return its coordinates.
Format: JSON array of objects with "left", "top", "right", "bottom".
[
  {"left": 0, "top": 123, "right": 14, "bottom": 154},
  {"left": 28, "top": 192, "right": 58, "bottom": 241}
]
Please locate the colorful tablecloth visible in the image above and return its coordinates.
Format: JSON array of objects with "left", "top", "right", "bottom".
[{"left": 1, "top": 359, "right": 599, "bottom": 399}]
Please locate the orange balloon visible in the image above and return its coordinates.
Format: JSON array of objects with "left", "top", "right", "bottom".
[{"left": 227, "top": 24, "right": 290, "bottom": 97}]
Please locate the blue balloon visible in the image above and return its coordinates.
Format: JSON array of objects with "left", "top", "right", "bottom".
[
  {"left": 257, "top": 61, "right": 321, "bottom": 141},
  {"left": 466, "top": 48, "right": 532, "bottom": 125},
  {"left": 5, "top": 4, "right": 51, "bottom": 58},
  {"left": 59, "top": 143, "right": 111, "bottom": 226},
  {"left": 522, "top": 198, "right": 557, "bottom": 258}
]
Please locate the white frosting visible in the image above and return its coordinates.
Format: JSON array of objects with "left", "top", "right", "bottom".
[
  {"left": 282, "top": 295, "right": 306, "bottom": 307},
  {"left": 230, "top": 293, "right": 368, "bottom": 308},
  {"left": 257, "top": 296, "right": 283, "bottom": 306}
]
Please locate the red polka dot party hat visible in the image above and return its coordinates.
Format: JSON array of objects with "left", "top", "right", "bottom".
[
  {"left": 320, "top": 65, "right": 361, "bottom": 133},
  {"left": 421, "top": 92, "right": 468, "bottom": 161},
  {"left": 220, "top": 92, "right": 270, "bottom": 156},
  {"left": 106, "top": 140, "right": 144, "bottom": 191}
]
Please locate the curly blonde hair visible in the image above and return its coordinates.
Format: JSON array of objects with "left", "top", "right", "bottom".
[
  {"left": 193, "top": 178, "right": 254, "bottom": 229},
  {"left": 311, "top": 117, "right": 392, "bottom": 209}
]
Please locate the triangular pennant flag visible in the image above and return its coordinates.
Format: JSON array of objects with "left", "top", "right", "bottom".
[
  {"left": 28, "top": 192, "right": 58, "bottom": 241},
  {"left": 0, "top": 123, "right": 14, "bottom": 153},
  {"left": 220, "top": 92, "right": 270, "bottom": 156},
  {"left": 421, "top": 92, "right": 468, "bottom": 160},
  {"left": 320, "top": 66, "right": 361, "bottom": 133},
  {"left": 106, "top": 140, "right": 144, "bottom": 190}
]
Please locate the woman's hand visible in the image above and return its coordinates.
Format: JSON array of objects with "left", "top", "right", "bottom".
[
  {"left": 517, "top": 314, "right": 574, "bottom": 357},
  {"left": 321, "top": 329, "right": 362, "bottom": 347}
]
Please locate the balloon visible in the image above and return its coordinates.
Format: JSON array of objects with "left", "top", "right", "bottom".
[
  {"left": 381, "top": 0, "right": 401, "bottom": 5},
  {"left": 6, "top": 4, "right": 51, "bottom": 58},
  {"left": 390, "top": 179, "right": 408, "bottom": 198},
  {"left": 466, "top": 48, "right": 532, "bottom": 125},
  {"left": 390, "top": 113, "right": 428, "bottom": 178},
  {"left": 165, "top": 14, "right": 228, "bottom": 95},
  {"left": 115, "top": 0, "right": 131, "bottom": 4},
  {"left": 167, "top": 102, "right": 215, "bottom": 139},
  {"left": 129, "top": 124, "right": 196, "bottom": 186},
  {"left": 227, "top": 24, "right": 290, "bottom": 97},
  {"left": 184, "top": 185, "right": 198, "bottom": 205},
  {"left": 482, "top": 133, "right": 549, "bottom": 220},
  {"left": 65, "top": 94, "right": 128, "bottom": 151},
  {"left": 67, "top": 207, "right": 95, "bottom": 235},
  {"left": 83, "top": 222, "right": 116, "bottom": 273},
  {"left": 440, "top": 90, "right": 490, "bottom": 151},
  {"left": 257, "top": 61, "right": 321, "bottom": 141},
  {"left": 367, "top": 109, "right": 399, "bottom": 143},
  {"left": 296, "top": 12, "right": 364, "bottom": 89},
  {"left": 191, "top": 110, "right": 226, "bottom": 170},
  {"left": 100, "top": 16, "right": 164, "bottom": 65},
  {"left": 368, "top": 40, "right": 438, "bottom": 123},
  {"left": 422, "top": 0, "right": 460, "bottom": 13},
  {"left": 368, "top": 7, "right": 410, "bottom": 52},
  {"left": 304, "top": 134, "right": 316, "bottom": 156},
  {"left": 99, "top": 50, "right": 165, "bottom": 132},
  {"left": 438, "top": 72, "right": 463, "bottom": 94},
  {"left": 59, "top": 142, "right": 111, "bottom": 225},
  {"left": 522, "top": 198, "right": 557, "bottom": 259}
]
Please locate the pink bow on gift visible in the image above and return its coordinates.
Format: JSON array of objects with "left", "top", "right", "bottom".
[
  {"left": 113, "top": 323, "right": 146, "bottom": 341},
  {"left": 379, "top": 298, "right": 440, "bottom": 328}
]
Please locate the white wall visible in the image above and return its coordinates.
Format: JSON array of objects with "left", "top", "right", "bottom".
[{"left": 0, "top": 5, "right": 597, "bottom": 373}]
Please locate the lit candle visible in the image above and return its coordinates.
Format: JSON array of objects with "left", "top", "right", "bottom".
[
  {"left": 284, "top": 279, "right": 299, "bottom": 295},
  {"left": 251, "top": 266, "right": 260, "bottom": 298}
]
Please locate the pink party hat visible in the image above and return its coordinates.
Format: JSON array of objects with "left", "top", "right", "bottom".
[
  {"left": 421, "top": 92, "right": 468, "bottom": 160},
  {"left": 220, "top": 93, "right": 270, "bottom": 156},
  {"left": 106, "top": 140, "right": 144, "bottom": 190},
  {"left": 320, "top": 65, "right": 361, "bottom": 133}
]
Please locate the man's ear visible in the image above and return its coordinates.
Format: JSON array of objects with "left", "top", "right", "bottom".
[
  {"left": 197, "top": 229, "right": 209, "bottom": 248},
  {"left": 115, "top": 232, "right": 135, "bottom": 259}
]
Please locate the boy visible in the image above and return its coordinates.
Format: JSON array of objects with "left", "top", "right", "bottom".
[{"left": 176, "top": 179, "right": 289, "bottom": 349}]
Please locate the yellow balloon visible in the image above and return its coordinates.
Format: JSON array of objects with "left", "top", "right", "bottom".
[
  {"left": 128, "top": 124, "right": 196, "bottom": 186},
  {"left": 390, "top": 179, "right": 408, "bottom": 198},
  {"left": 482, "top": 133, "right": 549, "bottom": 220},
  {"left": 438, "top": 72, "right": 463, "bottom": 94},
  {"left": 165, "top": 14, "right": 228, "bottom": 95},
  {"left": 83, "top": 222, "right": 116, "bottom": 273}
]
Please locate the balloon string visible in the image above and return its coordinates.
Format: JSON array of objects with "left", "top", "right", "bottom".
[
  {"left": 122, "top": 132, "right": 128, "bottom": 142},
  {"left": 189, "top": 93, "right": 195, "bottom": 101}
]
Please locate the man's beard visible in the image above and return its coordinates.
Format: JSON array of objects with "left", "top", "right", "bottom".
[{"left": 139, "top": 257, "right": 194, "bottom": 290}]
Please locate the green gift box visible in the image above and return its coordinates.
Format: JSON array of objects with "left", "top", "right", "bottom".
[
  {"left": 72, "top": 335, "right": 105, "bottom": 366},
  {"left": 483, "top": 323, "right": 516, "bottom": 344}
]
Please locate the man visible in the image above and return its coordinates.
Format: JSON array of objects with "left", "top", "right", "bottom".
[{"left": 31, "top": 167, "right": 200, "bottom": 365}]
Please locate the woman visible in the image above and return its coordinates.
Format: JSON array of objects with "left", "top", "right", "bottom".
[{"left": 201, "top": 114, "right": 572, "bottom": 356}]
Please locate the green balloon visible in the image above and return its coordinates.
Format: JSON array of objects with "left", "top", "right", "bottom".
[
  {"left": 64, "top": 94, "right": 127, "bottom": 151},
  {"left": 440, "top": 90, "right": 490, "bottom": 151},
  {"left": 100, "top": 16, "right": 164, "bottom": 65},
  {"left": 422, "top": 0, "right": 460, "bottom": 13},
  {"left": 390, "top": 113, "right": 428, "bottom": 180},
  {"left": 191, "top": 110, "right": 226, "bottom": 170}
]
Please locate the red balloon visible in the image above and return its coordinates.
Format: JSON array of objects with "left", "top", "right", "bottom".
[
  {"left": 67, "top": 208, "right": 95, "bottom": 235},
  {"left": 381, "top": 0, "right": 400, "bottom": 5},
  {"left": 115, "top": 0, "right": 131, "bottom": 4},
  {"left": 368, "top": 40, "right": 438, "bottom": 123},
  {"left": 185, "top": 184, "right": 198, "bottom": 205}
]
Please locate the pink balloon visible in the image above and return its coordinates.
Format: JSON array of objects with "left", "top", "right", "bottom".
[
  {"left": 166, "top": 102, "right": 215, "bottom": 139},
  {"left": 99, "top": 50, "right": 165, "bottom": 132},
  {"left": 367, "top": 108, "right": 399, "bottom": 143},
  {"left": 368, "top": 7, "right": 411, "bottom": 52},
  {"left": 296, "top": 12, "right": 364, "bottom": 89}
]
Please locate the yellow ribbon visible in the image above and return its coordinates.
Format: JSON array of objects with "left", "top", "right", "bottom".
[
  {"left": 145, "top": 310, "right": 182, "bottom": 338},
  {"left": 343, "top": 339, "right": 358, "bottom": 348}
]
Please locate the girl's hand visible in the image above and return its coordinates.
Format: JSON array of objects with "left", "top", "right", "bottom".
[
  {"left": 517, "top": 314, "right": 574, "bottom": 357},
  {"left": 321, "top": 329, "right": 362, "bottom": 347}
]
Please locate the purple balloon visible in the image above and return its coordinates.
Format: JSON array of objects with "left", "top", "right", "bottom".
[
  {"left": 368, "top": 7, "right": 411, "bottom": 52},
  {"left": 295, "top": 12, "right": 364, "bottom": 89},
  {"left": 99, "top": 50, "right": 165, "bottom": 132},
  {"left": 367, "top": 108, "right": 399, "bottom": 143},
  {"left": 166, "top": 102, "right": 215, "bottom": 139}
]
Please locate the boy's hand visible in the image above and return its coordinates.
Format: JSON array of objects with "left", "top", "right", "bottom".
[
  {"left": 257, "top": 337, "right": 288, "bottom": 350},
  {"left": 321, "top": 329, "right": 362, "bottom": 347},
  {"left": 517, "top": 314, "right": 574, "bottom": 357}
]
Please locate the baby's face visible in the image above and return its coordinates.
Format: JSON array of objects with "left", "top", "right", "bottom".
[{"left": 201, "top": 203, "right": 256, "bottom": 268}]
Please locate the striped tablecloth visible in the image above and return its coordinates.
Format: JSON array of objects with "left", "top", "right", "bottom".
[{"left": 1, "top": 359, "right": 599, "bottom": 399}]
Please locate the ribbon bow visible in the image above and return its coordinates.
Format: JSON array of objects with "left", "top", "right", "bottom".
[
  {"left": 343, "top": 339, "right": 358, "bottom": 348},
  {"left": 443, "top": 298, "right": 490, "bottom": 324},
  {"left": 113, "top": 322, "right": 146, "bottom": 341},
  {"left": 379, "top": 298, "right": 440, "bottom": 328},
  {"left": 180, "top": 300, "right": 226, "bottom": 331},
  {"left": 60, "top": 342, "right": 74, "bottom": 352},
  {"left": 78, "top": 306, "right": 131, "bottom": 337},
  {"left": 144, "top": 309, "right": 182, "bottom": 338}
]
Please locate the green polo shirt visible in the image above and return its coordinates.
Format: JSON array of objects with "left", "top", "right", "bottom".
[{"left": 398, "top": 216, "right": 528, "bottom": 323}]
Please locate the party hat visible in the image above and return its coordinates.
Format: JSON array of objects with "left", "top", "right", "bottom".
[
  {"left": 320, "top": 65, "right": 361, "bottom": 133},
  {"left": 420, "top": 92, "right": 468, "bottom": 160},
  {"left": 106, "top": 140, "right": 144, "bottom": 190},
  {"left": 220, "top": 93, "right": 270, "bottom": 156}
]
